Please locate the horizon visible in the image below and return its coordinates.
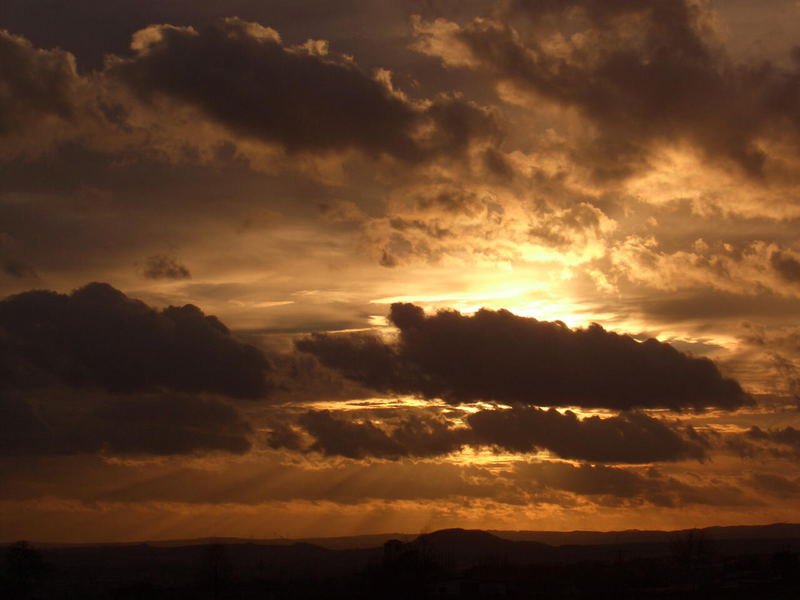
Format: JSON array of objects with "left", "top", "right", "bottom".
[
  {"left": 3, "top": 0, "right": 800, "bottom": 546},
  {"left": 9, "top": 521, "right": 800, "bottom": 548}
]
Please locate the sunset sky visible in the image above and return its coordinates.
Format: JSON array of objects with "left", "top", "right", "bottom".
[{"left": 2, "top": 0, "right": 800, "bottom": 543}]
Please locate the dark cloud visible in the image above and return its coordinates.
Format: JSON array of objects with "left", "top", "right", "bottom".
[
  {"left": 298, "top": 303, "right": 751, "bottom": 410},
  {"left": 109, "top": 18, "right": 499, "bottom": 161},
  {"left": 94, "top": 394, "right": 251, "bottom": 454},
  {"left": 271, "top": 405, "right": 705, "bottom": 464},
  {"left": 0, "top": 282, "right": 270, "bottom": 398},
  {"left": 142, "top": 254, "right": 191, "bottom": 280},
  {"left": 0, "top": 30, "right": 84, "bottom": 137},
  {"left": 0, "top": 0, "right": 437, "bottom": 71},
  {"left": 482, "top": 147, "right": 514, "bottom": 179},
  {"left": 419, "top": 0, "right": 800, "bottom": 179},
  {"left": 0, "top": 234, "right": 36, "bottom": 279},
  {"left": 1, "top": 257, "right": 36, "bottom": 279},
  {"left": 468, "top": 407, "right": 707, "bottom": 463},
  {"left": 0, "top": 389, "right": 252, "bottom": 456},
  {"left": 268, "top": 409, "right": 467, "bottom": 460},
  {"left": 771, "top": 251, "right": 800, "bottom": 283},
  {"left": 296, "top": 332, "right": 401, "bottom": 393},
  {"left": 406, "top": 186, "right": 498, "bottom": 217},
  {"left": 514, "top": 461, "right": 759, "bottom": 507}
]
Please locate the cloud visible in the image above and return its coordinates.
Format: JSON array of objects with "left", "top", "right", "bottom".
[
  {"left": 142, "top": 254, "right": 191, "bottom": 280},
  {"left": 295, "top": 333, "right": 400, "bottom": 393},
  {"left": 109, "top": 18, "right": 500, "bottom": 162},
  {"left": 363, "top": 180, "right": 615, "bottom": 268},
  {"left": 0, "top": 30, "right": 83, "bottom": 136},
  {"left": 412, "top": 0, "right": 800, "bottom": 180},
  {"left": 0, "top": 234, "right": 36, "bottom": 279},
  {"left": 515, "top": 461, "right": 658, "bottom": 499},
  {"left": 0, "top": 282, "right": 271, "bottom": 398},
  {"left": 468, "top": 407, "right": 707, "bottom": 463},
  {"left": 513, "top": 461, "right": 759, "bottom": 507},
  {"left": 609, "top": 238, "right": 800, "bottom": 298},
  {"left": 744, "top": 425, "right": 800, "bottom": 458},
  {"left": 0, "top": 29, "right": 106, "bottom": 158},
  {"left": 269, "top": 405, "right": 705, "bottom": 463},
  {"left": 268, "top": 409, "right": 468, "bottom": 460},
  {"left": 770, "top": 250, "right": 800, "bottom": 283},
  {"left": 0, "top": 389, "right": 252, "bottom": 456},
  {"left": 298, "top": 303, "right": 751, "bottom": 410},
  {"left": 745, "top": 472, "right": 800, "bottom": 498}
]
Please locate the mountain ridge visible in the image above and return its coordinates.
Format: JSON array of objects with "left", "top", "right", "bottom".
[{"left": 11, "top": 521, "right": 800, "bottom": 550}]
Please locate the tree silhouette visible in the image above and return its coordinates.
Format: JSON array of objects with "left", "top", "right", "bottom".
[
  {"left": 199, "top": 542, "right": 232, "bottom": 600},
  {"left": 5, "top": 541, "right": 48, "bottom": 599}
]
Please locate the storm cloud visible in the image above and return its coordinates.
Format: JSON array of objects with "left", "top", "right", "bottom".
[
  {"left": 298, "top": 303, "right": 751, "bottom": 411},
  {"left": 109, "top": 18, "right": 500, "bottom": 161},
  {"left": 0, "top": 282, "right": 271, "bottom": 398}
]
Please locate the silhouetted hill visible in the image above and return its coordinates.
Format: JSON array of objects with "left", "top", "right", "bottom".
[
  {"left": 410, "top": 528, "right": 552, "bottom": 569},
  {"left": 26, "top": 522, "right": 800, "bottom": 552},
  {"left": 491, "top": 522, "right": 800, "bottom": 546},
  {"left": 33, "top": 532, "right": 417, "bottom": 550}
]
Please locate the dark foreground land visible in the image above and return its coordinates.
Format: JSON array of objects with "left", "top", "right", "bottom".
[{"left": 3, "top": 524, "right": 800, "bottom": 599}]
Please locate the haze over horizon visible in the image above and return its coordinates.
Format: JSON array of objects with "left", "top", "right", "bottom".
[{"left": 2, "top": 0, "right": 800, "bottom": 544}]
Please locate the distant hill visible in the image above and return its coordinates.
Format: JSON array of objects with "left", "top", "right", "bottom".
[
  {"left": 30, "top": 532, "right": 417, "bottom": 550},
  {"left": 21, "top": 522, "right": 800, "bottom": 552},
  {"left": 407, "top": 529, "right": 553, "bottom": 569},
  {"left": 490, "top": 522, "right": 800, "bottom": 546},
  {"left": 390, "top": 524, "right": 800, "bottom": 568}
]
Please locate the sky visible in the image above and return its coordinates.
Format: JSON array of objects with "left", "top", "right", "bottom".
[{"left": 2, "top": 0, "right": 800, "bottom": 543}]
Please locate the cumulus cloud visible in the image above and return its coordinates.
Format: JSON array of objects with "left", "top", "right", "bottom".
[
  {"left": 298, "top": 303, "right": 751, "bottom": 410},
  {"left": 412, "top": 0, "right": 800, "bottom": 180},
  {"left": 108, "top": 18, "right": 500, "bottom": 162},
  {"left": 0, "top": 282, "right": 271, "bottom": 398},
  {"left": 0, "top": 29, "right": 107, "bottom": 158},
  {"left": 0, "top": 389, "right": 252, "bottom": 456},
  {"left": 0, "top": 30, "right": 83, "bottom": 136}
]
